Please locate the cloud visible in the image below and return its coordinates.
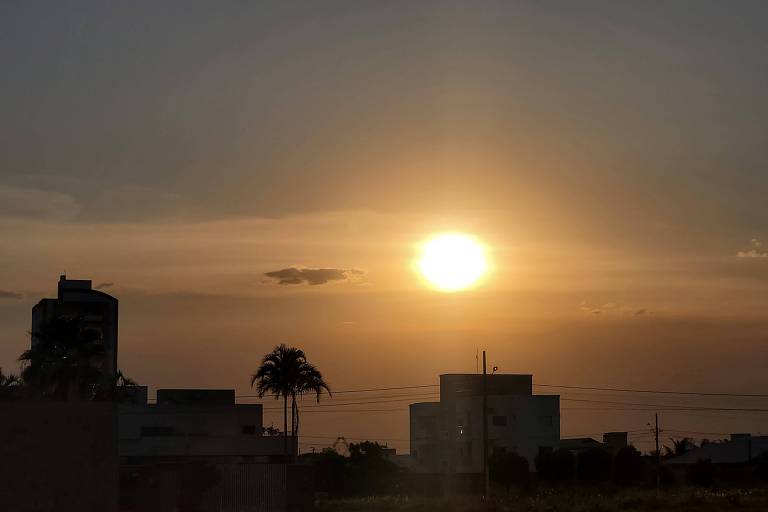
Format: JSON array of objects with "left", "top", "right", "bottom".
[
  {"left": 737, "top": 238, "right": 768, "bottom": 258},
  {"left": 0, "top": 185, "right": 79, "bottom": 220},
  {"left": 264, "top": 267, "right": 364, "bottom": 286},
  {"left": 580, "top": 300, "right": 650, "bottom": 316},
  {"left": 0, "top": 289, "right": 23, "bottom": 300},
  {"left": 95, "top": 282, "right": 114, "bottom": 290}
]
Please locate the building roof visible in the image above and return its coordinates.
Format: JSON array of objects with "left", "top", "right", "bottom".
[
  {"left": 559, "top": 437, "right": 604, "bottom": 451},
  {"left": 665, "top": 436, "right": 768, "bottom": 465}
]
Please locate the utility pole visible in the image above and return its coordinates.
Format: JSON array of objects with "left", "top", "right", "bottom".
[
  {"left": 655, "top": 413, "right": 660, "bottom": 492},
  {"left": 482, "top": 350, "right": 489, "bottom": 499}
]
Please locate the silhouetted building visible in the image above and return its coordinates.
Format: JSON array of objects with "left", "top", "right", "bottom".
[
  {"left": 666, "top": 433, "right": 768, "bottom": 466},
  {"left": 32, "top": 275, "right": 119, "bottom": 378},
  {"left": 410, "top": 374, "right": 559, "bottom": 475},
  {"left": 559, "top": 432, "right": 627, "bottom": 454},
  {"left": 119, "top": 388, "right": 294, "bottom": 462}
]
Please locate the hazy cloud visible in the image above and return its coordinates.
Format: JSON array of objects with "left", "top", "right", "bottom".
[
  {"left": 737, "top": 238, "right": 768, "bottom": 258},
  {"left": 580, "top": 301, "right": 649, "bottom": 316},
  {"left": 264, "top": 267, "right": 364, "bottom": 286},
  {"left": 95, "top": 282, "right": 114, "bottom": 290},
  {"left": 0, "top": 185, "right": 79, "bottom": 220},
  {"left": 0, "top": 289, "right": 23, "bottom": 300}
]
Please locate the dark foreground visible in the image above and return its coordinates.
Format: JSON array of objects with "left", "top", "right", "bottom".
[{"left": 316, "top": 488, "right": 768, "bottom": 512}]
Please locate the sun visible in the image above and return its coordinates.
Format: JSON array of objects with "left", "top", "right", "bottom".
[{"left": 417, "top": 233, "right": 489, "bottom": 292}]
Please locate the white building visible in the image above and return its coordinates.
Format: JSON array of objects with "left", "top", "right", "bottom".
[{"left": 410, "top": 374, "right": 559, "bottom": 474}]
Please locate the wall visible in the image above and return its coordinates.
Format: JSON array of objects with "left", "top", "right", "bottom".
[{"left": 0, "top": 402, "right": 118, "bottom": 512}]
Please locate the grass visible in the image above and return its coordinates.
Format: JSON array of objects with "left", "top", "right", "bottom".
[{"left": 315, "top": 488, "right": 768, "bottom": 512}]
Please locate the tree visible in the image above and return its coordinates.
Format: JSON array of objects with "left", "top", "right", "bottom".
[
  {"left": 687, "top": 459, "right": 715, "bottom": 487},
  {"left": 489, "top": 451, "right": 529, "bottom": 496},
  {"left": 664, "top": 437, "right": 696, "bottom": 458},
  {"left": 346, "top": 441, "right": 400, "bottom": 496},
  {"left": 19, "top": 315, "right": 106, "bottom": 400},
  {"left": 0, "top": 367, "right": 20, "bottom": 400},
  {"left": 536, "top": 448, "right": 575, "bottom": 483},
  {"left": 577, "top": 448, "right": 612, "bottom": 484},
  {"left": 613, "top": 445, "right": 645, "bottom": 485},
  {"left": 250, "top": 344, "right": 331, "bottom": 458}
]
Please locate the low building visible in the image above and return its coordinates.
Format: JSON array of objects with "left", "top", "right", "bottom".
[
  {"left": 409, "top": 374, "right": 559, "bottom": 476},
  {"left": 119, "top": 388, "right": 307, "bottom": 512},
  {"left": 666, "top": 433, "right": 768, "bottom": 467},
  {"left": 560, "top": 432, "right": 628, "bottom": 454},
  {"left": 119, "top": 388, "right": 293, "bottom": 462}
]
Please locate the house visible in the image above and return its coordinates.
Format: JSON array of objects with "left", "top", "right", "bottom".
[
  {"left": 409, "top": 374, "right": 559, "bottom": 476},
  {"left": 665, "top": 433, "right": 768, "bottom": 480}
]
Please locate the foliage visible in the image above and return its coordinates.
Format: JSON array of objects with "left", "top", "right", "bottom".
[
  {"left": 535, "top": 448, "right": 575, "bottom": 483},
  {"left": 576, "top": 447, "right": 612, "bottom": 483},
  {"left": 664, "top": 437, "right": 697, "bottom": 458},
  {"left": 0, "top": 367, "right": 21, "bottom": 400},
  {"left": 489, "top": 451, "right": 529, "bottom": 495},
  {"left": 19, "top": 315, "right": 106, "bottom": 400},
  {"left": 250, "top": 343, "right": 330, "bottom": 454},
  {"left": 687, "top": 459, "right": 716, "bottom": 487},
  {"left": 305, "top": 441, "right": 401, "bottom": 498},
  {"left": 613, "top": 445, "right": 645, "bottom": 485}
]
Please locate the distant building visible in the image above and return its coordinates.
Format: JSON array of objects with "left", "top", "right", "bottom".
[
  {"left": 119, "top": 388, "right": 293, "bottom": 462},
  {"left": 665, "top": 433, "right": 768, "bottom": 467},
  {"left": 32, "top": 275, "right": 119, "bottom": 378},
  {"left": 409, "top": 374, "right": 560, "bottom": 474},
  {"left": 560, "top": 432, "right": 628, "bottom": 454}
]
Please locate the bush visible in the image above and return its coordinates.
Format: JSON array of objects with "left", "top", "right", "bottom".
[
  {"left": 489, "top": 451, "right": 529, "bottom": 495},
  {"left": 536, "top": 448, "right": 575, "bottom": 483},
  {"left": 686, "top": 459, "right": 715, "bottom": 487},
  {"left": 613, "top": 446, "right": 645, "bottom": 485},
  {"left": 577, "top": 448, "right": 612, "bottom": 484}
]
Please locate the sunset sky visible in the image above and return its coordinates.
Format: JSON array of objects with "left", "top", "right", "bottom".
[{"left": 1, "top": 1, "right": 767, "bottom": 452}]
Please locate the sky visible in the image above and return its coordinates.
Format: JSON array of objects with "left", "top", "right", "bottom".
[{"left": 1, "top": 1, "right": 768, "bottom": 453}]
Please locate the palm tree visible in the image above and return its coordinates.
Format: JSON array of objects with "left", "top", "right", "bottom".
[
  {"left": 292, "top": 361, "right": 331, "bottom": 441},
  {"left": 664, "top": 437, "right": 696, "bottom": 458},
  {"left": 0, "top": 367, "right": 20, "bottom": 400},
  {"left": 250, "top": 344, "right": 331, "bottom": 458},
  {"left": 19, "top": 315, "right": 106, "bottom": 400}
]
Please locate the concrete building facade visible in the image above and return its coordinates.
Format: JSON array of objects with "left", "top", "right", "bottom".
[
  {"left": 119, "top": 388, "right": 294, "bottom": 462},
  {"left": 410, "top": 374, "right": 559, "bottom": 474},
  {"left": 32, "top": 275, "right": 119, "bottom": 378}
]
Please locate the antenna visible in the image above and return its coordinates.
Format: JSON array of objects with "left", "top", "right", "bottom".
[{"left": 475, "top": 346, "right": 479, "bottom": 373}]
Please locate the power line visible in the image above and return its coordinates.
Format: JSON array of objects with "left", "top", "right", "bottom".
[
  {"left": 560, "top": 397, "right": 768, "bottom": 412},
  {"left": 535, "top": 383, "right": 768, "bottom": 398}
]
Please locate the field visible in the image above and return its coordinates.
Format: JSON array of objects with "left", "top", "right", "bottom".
[{"left": 316, "top": 488, "right": 768, "bottom": 512}]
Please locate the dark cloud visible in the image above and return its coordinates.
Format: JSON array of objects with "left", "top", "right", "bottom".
[
  {"left": 95, "top": 282, "right": 114, "bottom": 290},
  {"left": 264, "top": 267, "right": 364, "bottom": 286},
  {"left": 0, "top": 289, "right": 23, "bottom": 300}
]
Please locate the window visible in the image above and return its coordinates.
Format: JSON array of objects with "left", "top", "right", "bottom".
[
  {"left": 242, "top": 425, "right": 257, "bottom": 435},
  {"left": 492, "top": 415, "right": 507, "bottom": 426},
  {"left": 141, "top": 426, "right": 174, "bottom": 437}
]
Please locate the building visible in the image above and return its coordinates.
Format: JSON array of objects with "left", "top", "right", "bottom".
[
  {"left": 32, "top": 275, "right": 119, "bottom": 378},
  {"left": 119, "top": 388, "right": 293, "bottom": 462},
  {"left": 560, "top": 432, "right": 628, "bottom": 454},
  {"left": 665, "top": 433, "right": 768, "bottom": 468},
  {"left": 410, "top": 374, "right": 560, "bottom": 475},
  {"left": 119, "top": 388, "right": 308, "bottom": 511}
]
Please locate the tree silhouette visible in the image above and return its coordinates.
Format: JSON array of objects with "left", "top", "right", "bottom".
[
  {"left": 489, "top": 451, "right": 529, "bottom": 496},
  {"left": 19, "top": 315, "right": 106, "bottom": 400},
  {"left": 0, "top": 367, "right": 20, "bottom": 400},
  {"left": 250, "top": 344, "right": 330, "bottom": 458},
  {"left": 664, "top": 437, "right": 696, "bottom": 458}
]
